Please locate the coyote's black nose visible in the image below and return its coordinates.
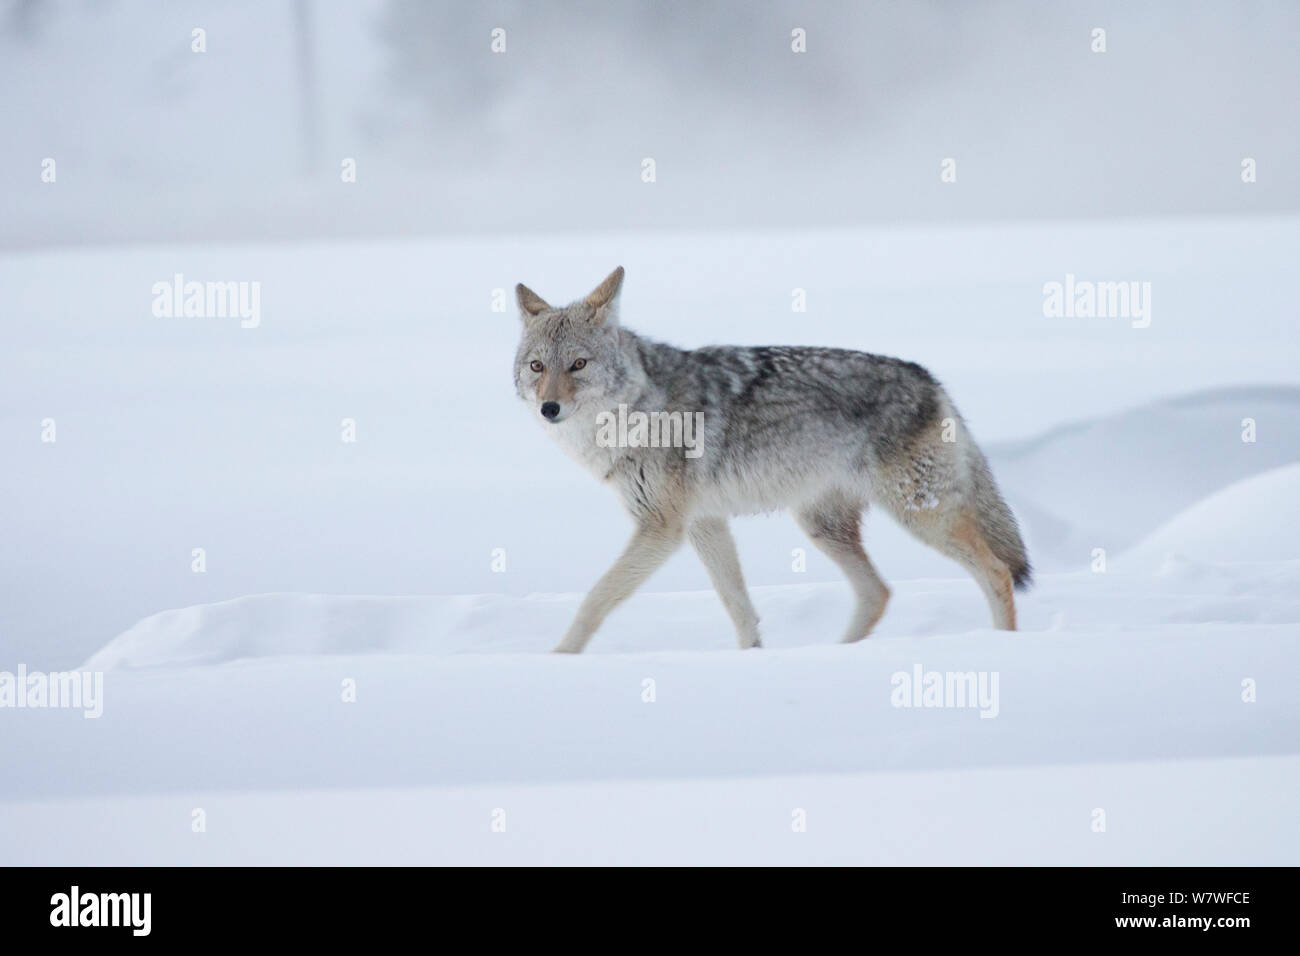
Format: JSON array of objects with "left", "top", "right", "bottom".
[{"left": 540, "top": 401, "right": 561, "bottom": 421}]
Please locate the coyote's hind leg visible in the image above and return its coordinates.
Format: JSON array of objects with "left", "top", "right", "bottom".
[
  {"left": 887, "top": 505, "right": 1017, "bottom": 631},
  {"left": 795, "top": 494, "right": 890, "bottom": 642}
]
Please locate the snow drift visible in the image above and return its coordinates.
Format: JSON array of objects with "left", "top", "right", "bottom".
[{"left": 1121, "top": 463, "right": 1300, "bottom": 568}]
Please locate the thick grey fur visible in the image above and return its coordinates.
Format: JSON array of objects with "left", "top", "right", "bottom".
[{"left": 513, "top": 267, "right": 1031, "bottom": 652}]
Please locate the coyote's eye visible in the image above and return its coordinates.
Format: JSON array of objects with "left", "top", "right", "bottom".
[
  {"left": 529, "top": 360, "right": 544, "bottom": 373},
  {"left": 570, "top": 358, "right": 587, "bottom": 371}
]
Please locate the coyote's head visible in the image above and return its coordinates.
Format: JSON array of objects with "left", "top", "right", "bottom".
[{"left": 512, "top": 266, "right": 633, "bottom": 425}]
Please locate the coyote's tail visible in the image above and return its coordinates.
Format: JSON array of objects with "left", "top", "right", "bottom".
[{"left": 967, "top": 448, "right": 1033, "bottom": 591}]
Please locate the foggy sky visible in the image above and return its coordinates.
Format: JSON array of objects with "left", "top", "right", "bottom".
[{"left": 2, "top": 0, "right": 1296, "bottom": 246}]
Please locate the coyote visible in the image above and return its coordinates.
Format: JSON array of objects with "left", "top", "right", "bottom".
[{"left": 513, "top": 267, "right": 1031, "bottom": 653}]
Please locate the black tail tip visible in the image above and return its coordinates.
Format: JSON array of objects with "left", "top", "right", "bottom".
[{"left": 1012, "top": 561, "right": 1033, "bottom": 592}]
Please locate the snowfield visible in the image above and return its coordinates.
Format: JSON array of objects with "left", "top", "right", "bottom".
[
  {"left": 1122, "top": 463, "right": 1300, "bottom": 566},
  {"left": 2, "top": 218, "right": 1298, "bottom": 864},
  {"left": 6, "top": 470, "right": 1300, "bottom": 864},
  {"left": 3, "top": 550, "right": 1298, "bottom": 864},
  {"left": 4, "top": 758, "right": 1295, "bottom": 866}
]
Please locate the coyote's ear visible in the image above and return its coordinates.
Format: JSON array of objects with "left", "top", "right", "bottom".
[
  {"left": 584, "top": 266, "right": 624, "bottom": 326},
  {"left": 516, "top": 283, "right": 551, "bottom": 319}
]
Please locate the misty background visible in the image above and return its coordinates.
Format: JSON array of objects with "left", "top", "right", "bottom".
[
  {"left": 3, "top": 0, "right": 1296, "bottom": 248},
  {"left": 2, "top": 2, "right": 1298, "bottom": 670}
]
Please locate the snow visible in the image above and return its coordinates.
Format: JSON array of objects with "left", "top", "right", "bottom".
[
  {"left": 5, "top": 216, "right": 1298, "bottom": 672},
  {"left": 7, "top": 3, "right": 1297, "bottom": 246},
  {"left": 1122, "top": 464, "right": 1300, "bottom": 567},
  {"left": 3, "top": 216, "right": 1299, "bottom": 864},
  {"left": 993, "top": 388, "right": 1300, "bottom": 569},
  {"left": 4, "top": 757, "right": 1295, "bottom": 865},
  {"left": 83, "top": 558, "right": 1300, "bottom": 668},
  {"left": 1, "top": 556, "right": 1293, "bottom": 863}
]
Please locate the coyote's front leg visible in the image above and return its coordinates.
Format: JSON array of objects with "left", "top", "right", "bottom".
[
  {"left": 553, "top": 517, "right": 685, "bottom": 653},
  {"left": 687, "top": 517, "right": 762, "bottom": 649}
]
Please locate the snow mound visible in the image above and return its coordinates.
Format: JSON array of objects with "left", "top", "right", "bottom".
[
  {"left": 1122, "top": 463, "right": 1300, "bottom": 569},
  {"left": 81, "top": 592, "right": 508, "bottom": 671},
  {"left": 989, "top": 386, "right": 1300, "bottom": 569},
  {"left": 82, "top": 581, "right": 955, "bottom": 669},
  {"left": 84, "top": 559, "right": 1300, "bottom": 670}
]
